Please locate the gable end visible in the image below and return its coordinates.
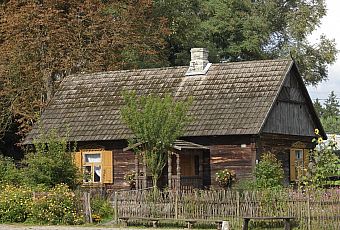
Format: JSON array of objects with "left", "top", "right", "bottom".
[{"left": 261, "top": 64, "right": 325, "bottom": 137}]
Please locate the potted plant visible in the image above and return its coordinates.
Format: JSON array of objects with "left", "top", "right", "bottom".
[
  {"left": 215, "top": 169, "right": 236, "bottom": 189},
  {"left": 124, "top": 170, "right": 136, "bottom": 190}
]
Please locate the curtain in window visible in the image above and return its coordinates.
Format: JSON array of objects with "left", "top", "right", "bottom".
[{"left": 85, "top": 154, "right": 101, "bottom": 163}]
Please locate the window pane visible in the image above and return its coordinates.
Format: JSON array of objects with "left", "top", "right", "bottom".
[
  {"left": 84, "top": 153, "right": 101, "bottom": 163},
  {"left": 94, "top": 166, "right": 101, "bottom": 182},
  {"left": 295, "top": 150, "right": 303, "bottom": 160},
  {"left": 84, "top": 166, "right": 92, "bottom": 182}
]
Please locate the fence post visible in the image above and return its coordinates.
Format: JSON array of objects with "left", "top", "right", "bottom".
[
  {"left": 114, "top": 191, "right": 118, "bottom": 224},
  {"left": 307, "top": 190, "right": 311, "bottom": 230},
  {"left": 84, "top": 192, "right": 92, "bottom": 223},
  {"left": 175, "top": 190, "right": 178, "bottom": 219},
  {"left": 236, "top": 191, "right": 240, "bottom": 218}
]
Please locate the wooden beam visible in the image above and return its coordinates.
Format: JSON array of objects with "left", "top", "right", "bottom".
[
  {"left": 168, "top": 151, "right": 172, "bottom": 189},
  {"left": 176, "top": 153, "right": 181, "bottom": 190}
]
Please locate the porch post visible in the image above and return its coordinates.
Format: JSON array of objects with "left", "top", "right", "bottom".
[
  {"left": 143, "top": 154, "right": 147, "bottom": 188},
  {"left": 176, "top": 153, "right": 181, "bottom": 190},
  {"left": 168, "top": 152, "right": 172, "bottom": 189},
  {"left": 134, "top": 154, "right": 139, "bottom": 189}
]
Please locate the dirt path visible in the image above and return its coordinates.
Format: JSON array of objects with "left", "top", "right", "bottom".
[{"left": 0, "top": 224, "right": 182, "bottom": 230}]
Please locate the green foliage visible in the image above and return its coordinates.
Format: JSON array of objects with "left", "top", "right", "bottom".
[
  {"left": 234, "top": 179, "right": 256, "bottom": 191},
  {"left": 121, "top": 91, "right": 192, "bottom": 187},
  {"left": 24, "top": 129, "right": 81, "bottom": 189},
  {"left": 314, "top": 92, "right": 340, "bottom": 134},
  {"left": 313, "top": 98, "right": 324, "bottom": 118},
  {"left": 0, "top": 184, "right": 32, "bottom": 223},
  {"left": 323, "top": 91, "right": 340, "bottom": 118},
  {"left": 254, "top": 152, "right": 284, "bottom": 189},
  {"left": 155, "top": 0, "right": 337, "bottom": 86},
  {"left": 320, "top": 116, "right": 340, "bottom": 134},
  {"left": 0, "top": 155, "right": 24, "bottom": 185},
  {"left": 124, "top": 170, "right": 136, "bottom": 189},
  {"left": 28, "top": 184, "right": 83, "bottom": 225},
  {"left": 90, "top": 194, "right": 114, "bottom": 222},
  {"left": 0, "top": 184, "right": 83, "bottom": 224},
  {"left": 303, "top": 133, "right": 340, "bottom": 187},
  {"left": 215, "top": 168, "right": 236, "bottom": 189}
]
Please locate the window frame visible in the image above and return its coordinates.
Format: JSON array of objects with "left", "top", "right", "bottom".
[{"left": 82, "top": 151, "right": 102, "bottom": 184}]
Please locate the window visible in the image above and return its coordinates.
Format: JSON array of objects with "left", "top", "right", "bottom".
[
  {"left": 74, "top": 150, "right": 113, "bottom": 184},
  {"left": 290, "top": 148, "right": 308, "bottom": 181},
  {"left": 83, "top": 153, "right": 102, "bottom": 183}
]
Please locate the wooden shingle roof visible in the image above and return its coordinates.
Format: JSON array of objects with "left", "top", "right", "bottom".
[{"left": 25, "top": 59, "right": 293, "bottom": 143}]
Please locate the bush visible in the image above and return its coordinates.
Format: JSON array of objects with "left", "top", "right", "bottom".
[
  {"left": 0, "top": 184, "right": 32, "bottom": 223},
  {"left": 234, "top": 179, "right": 256, "bottom": 191},
  {"left": 303, "top": 131, "right": 340, "bottom": 187},
  {"left": 254, "top": 152, "right": 284, "bottom": 189},
  {"left": 24, "top": 129, "right": 81, "bottom": 189},
  {"left": 28, "top": 184, "right": 83, "bottom": 225},
  {"left": 0, "top": 184, "right": 83, "bottom": 224},
  {"left": 0, "top": 155, "right": 24, "bottom": 185},
  {"left": 90, "top": 194, "right": 114, "bottom": 222}
]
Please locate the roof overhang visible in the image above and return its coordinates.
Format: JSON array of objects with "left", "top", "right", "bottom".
[{"left": 123, "top": 139, "right": 209, "bottom": 152}]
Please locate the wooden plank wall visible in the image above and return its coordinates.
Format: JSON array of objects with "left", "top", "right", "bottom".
[
  {"left": 263, "top": 70, "right": 316, "bottom": 137},
  {"left": 209, "top": 143, "right": 255, "bottom": 187}
]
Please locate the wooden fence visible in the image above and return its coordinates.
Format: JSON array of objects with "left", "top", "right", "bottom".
[{"left": 111, "top": 188, "right": 340, "bottom": 229}]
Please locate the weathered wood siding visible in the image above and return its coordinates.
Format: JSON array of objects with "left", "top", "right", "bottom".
[
  {"left": 263, "top": 70, "right": 316, "bottom": 137},
  {"left": 256, "top": 134, "right": 314, "bottom": 185},
  {"left": 209, "top": 143, "right": 256, "bottom": 187}
]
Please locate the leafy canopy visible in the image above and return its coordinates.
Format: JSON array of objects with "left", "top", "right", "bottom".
[
  {"left": 254, "top": 152, "right": 284, "bottom": 189},
  {"left": 120, "top": 92, "right": 192, "bottom": 186},
  {"left": 313, "top": 91, "right": 340, "bottom": 134},
  {"left": 1, "top": 0, "right": 338, "bottom": 156},
  {"left": 302, "top": 132, "right": 340, "bottom": 187},
  {"left": 24, "top": 129, "right": 81, "bottom": 189}
]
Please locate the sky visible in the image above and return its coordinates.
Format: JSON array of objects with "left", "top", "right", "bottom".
[{"left": 307, "top": 0, "right": 340, "bottom": 102}]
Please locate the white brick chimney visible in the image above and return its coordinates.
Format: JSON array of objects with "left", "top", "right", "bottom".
[{"left": 186, "top": 48, "right": 211, "bottom": 76}]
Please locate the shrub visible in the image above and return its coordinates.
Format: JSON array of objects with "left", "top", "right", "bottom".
[
  {"left": 0, "top": 184, "right": 32, "bottom": 223},
  {"left": 215, "top": 168, "right": 236, "bottom": 189},
  {"left": 0, "top": 184, "right": 83, "bottom": 224},
  {"left": 254, "top": 152, "right": 284, "bottom": 189},
  {"left": 234, "top": 179, "right": 256, "bottom": 191},
  {"left": 302, "top": 131, "right": 340, "bottom": 187},
  {"left": 0, "top": 155, "right": 24, "bottom": 185},
  {"left": 28, "top": 184, "right": 83, "bottom": 225},
  {"left": 24, "top": 129, "right": 81, "bottom": 189},
  {"left": 90, "top": 194, "right": 114, "bottom": 222}
]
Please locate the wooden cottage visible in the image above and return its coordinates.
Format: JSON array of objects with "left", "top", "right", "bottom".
[{"left": 25, "top": 48, "right": 326, "bottom": 189}]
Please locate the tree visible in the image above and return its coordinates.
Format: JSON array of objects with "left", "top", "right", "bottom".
[
  {"left": 154, "top": 0, "right": 337, "bottom": 85},
  {"left": 313, "top": 98, "right": 324, "bottom": 118},
  {"left": 0, "top": 0, "right": 169, "bottom": 141},
  {"left": 321, "top": 116, "right": 340, "bottom": 135},
  {"left": 120, "top": 92, "right": 192, "bottom": 188},
  {"left": 323, "top": 91, "right": 340, "bottom": 118}
]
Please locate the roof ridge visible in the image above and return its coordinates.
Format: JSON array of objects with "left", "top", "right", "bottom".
[{"left": 68, "top": 58, "right": 292, "bottom": 78}]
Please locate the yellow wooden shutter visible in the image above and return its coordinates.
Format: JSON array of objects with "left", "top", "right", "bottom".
[
  {"left": 303, "top": 149, "right": 309, "bottom": 170},
  {"left": 74, "top": 151, "right": 82, "bottom": 170},
  {"left": 290, "top": 149, "right": 296, "bottom": 181},
  {"left": 102, "top": 151, "right": 113, "bottom": 184}
]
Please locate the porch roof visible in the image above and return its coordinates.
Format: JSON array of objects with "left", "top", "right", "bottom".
[{"left": 123, "top": 140, "right": 209, "bottom": 152}]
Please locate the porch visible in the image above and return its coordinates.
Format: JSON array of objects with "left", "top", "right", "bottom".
[{"left": 125, "top": 140, "right": 210, "bottom": 190}]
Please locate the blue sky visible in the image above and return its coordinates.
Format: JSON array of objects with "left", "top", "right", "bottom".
[{"left": 307, "top": 0, "right": 340, "bottom": 102}]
